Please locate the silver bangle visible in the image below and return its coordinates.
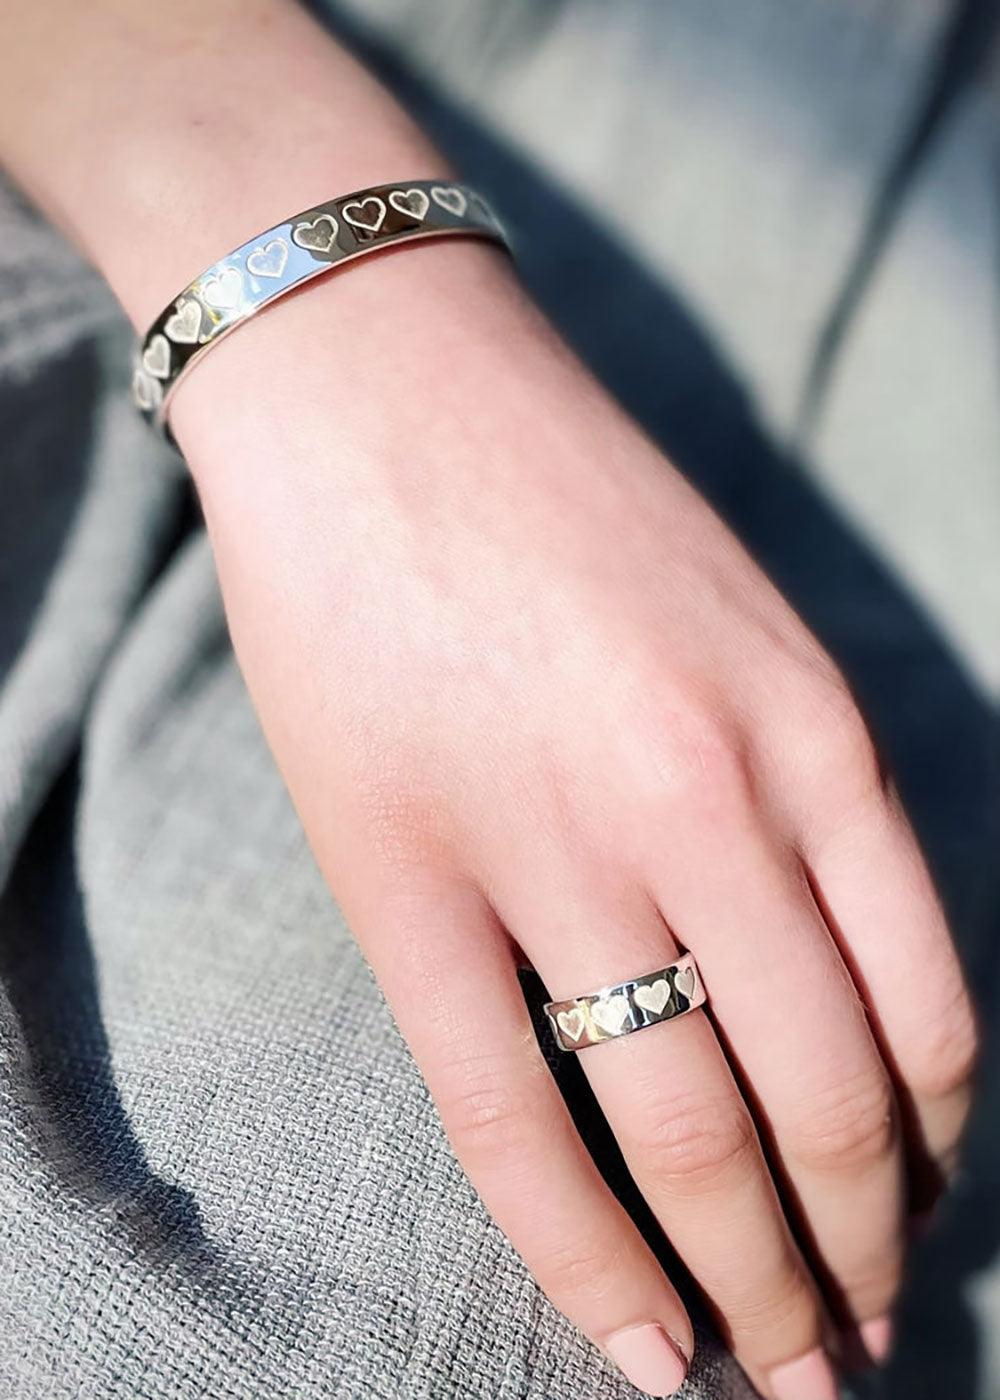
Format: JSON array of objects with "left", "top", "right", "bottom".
[{"left": 132, "top": 178, "right": 511, "bottom": 436}]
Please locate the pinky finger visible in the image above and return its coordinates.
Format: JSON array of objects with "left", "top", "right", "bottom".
[
  {"left": 358, "top": 875, "right": 695, "bottom": 1398},
  {"left": 802, "top": 788, "right": 978, "bottom": 1189}
]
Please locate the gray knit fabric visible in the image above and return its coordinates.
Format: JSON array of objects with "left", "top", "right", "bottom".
[{"left": 0, "top": 3, "right": 997, "bottom": 1398}]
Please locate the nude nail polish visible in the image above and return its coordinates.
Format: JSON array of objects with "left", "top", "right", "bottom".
[
  {"left": 768, "top": 1345, "right": 839, "bottom": 1400},
  {"left": 860, "top": 1314, "right": 893, "bottom": 1364},
  {"left": 605, "top": 1324, "right": 689, "bottom": 1397}
]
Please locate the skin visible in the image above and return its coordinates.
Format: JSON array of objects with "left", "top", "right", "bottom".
[{"left": 0, "top": 2, "right": 978, "bottom": 1395}]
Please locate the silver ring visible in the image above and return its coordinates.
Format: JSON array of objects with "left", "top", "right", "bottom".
[
  {"left": 132, "top": 178, "right": 512, "bottom": 437},
  {"left": 544, "top": 953, "right": 707, "bottom": 1052}
]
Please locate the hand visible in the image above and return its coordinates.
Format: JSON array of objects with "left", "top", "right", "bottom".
[
  {"left": 171, "top": 239, "right": 976, "bottom": 1398},
  {"left": 3, "top": 0, "right": 974, "bottom": 1394}
]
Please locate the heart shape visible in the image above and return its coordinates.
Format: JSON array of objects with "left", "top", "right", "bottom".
[
  {"left": 342, "top": 197, "right": 386, "bottom": 233},
  {"left": 141, "top": 333, "right": 171, "bottom": 380},
  {"left": 246, "top": 238, "right": 288, "bottom": 279},
  {"left": 591, "top": 994, "right": 630, "bottom": 1036},
  {"left": 292, "top": 214, "right": 339, "bottom": 254},
  {"left": 431, "top": 185, "right": 468, "bottom": 217},
  {"left": 131, "top": 368, "right": 161, "bottom": 413},
  {"left": 633, "top": 979, "right": 671, "bottom": 1016},
  {"left": 201, "top": 267, "right": 243, "bottom": 311},
  {"left": 556, "top": 1008, "right": 586, "bottom": 1043},
  {"left": 388, "top": 188, "right": 430, "bottom": 222},
  {"left": 674, "top": 966, "right": 697, "bottom": 1000},
  {"left": 165, "top": 298, "right": 202, "bottom": 344}
]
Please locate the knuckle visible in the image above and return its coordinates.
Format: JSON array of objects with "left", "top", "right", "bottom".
[
  {"left": 631, "top": 1095, "right": 759, "bottom": 1194},
  {"left": 643, "top": 701, "right": 756, "bottom": 817},
  {"left": 795, "top": 685, "right": 886, "bottom": 799},
  {"left": 437, "top": 1052, "right": 536, "bottom": 1160},
  {"left": 837, "top": 1254, "right": 904, "bottom": 1319},
  {"left": 539, "top": 1228, "right": 627, "bottom": 1302},
  {"left": 787, "top": 1068, "right": 897, "bottom": 1173},
  {"left": 722, "top": 1268, "right": 817, "bottom": 1343},
  {"left": 911, "top": 994, "right": 979, "bottom": 1100}
]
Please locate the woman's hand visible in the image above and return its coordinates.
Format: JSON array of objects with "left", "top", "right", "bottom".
[
  {"left": 0, "top": 3, "right": 973, "bottom": 1391},
  {"left": 172, "top": 238, "right": 977, "bottom": 1399}
]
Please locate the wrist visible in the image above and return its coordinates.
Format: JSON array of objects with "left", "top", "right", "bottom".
[
  {"left": 170, "top": 232, "right": 539, "bottom": 479},
  {"left": 172, "top": 227, "right": 659, "bottom": 566},
  {"left": 1, "top": 0, "right": 449, "bottom": 328}
]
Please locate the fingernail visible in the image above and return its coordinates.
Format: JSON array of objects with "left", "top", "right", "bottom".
[
  {"left": 605, "top": 1323, "right": 689, "bottom": 1396},
  {"left": 860, "top": 1314, "right": 893, "bottom": 1364},
  {"left": 768, "top": 1345, "right": 839, "bottom": 1400}
]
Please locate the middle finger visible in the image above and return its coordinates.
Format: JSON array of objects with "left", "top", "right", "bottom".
[{"left": 648, "top": 809, "right": 907, "bottom": 1350}]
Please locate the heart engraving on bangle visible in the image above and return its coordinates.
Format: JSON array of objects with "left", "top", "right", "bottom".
[
  {"left": 246, "top": 238, "right": 288, "bottom": 279},
  {"left": 342, "top": 197, "right": 386, "bottom": 233},
  {"left": 674, "top": 966, "right": 697, "bottom": 1000},
  {"left": 164, "top": 298, "right": 203, "bottom": 345},
  {"left": 591, "top": 994, "right": 630, "bottom": 1036},
  {"left": 431, "top": 185, "right": 468, "bottom": 217},
  {"left": 201, "top": 267, "right": 243, "bottom": 311},
  {"left": 556, "top": 1008, "right": 587, "bottom": 1043},
  {"left": 292, "top": 214, "right": 339, "bottom": 254},
  {"left": 633, "top": 979, "right": 671, "bottom": 1017},
  {"left": 141, "top": 334, "right": 171, "bottom": 380},
  {"left": 388, "top": 188, "right": 430, "bottom": 222}
]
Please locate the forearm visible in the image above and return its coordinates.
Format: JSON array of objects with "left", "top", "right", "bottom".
[{"left": 0, "top": 0, "right": 452, "bottom": 329}]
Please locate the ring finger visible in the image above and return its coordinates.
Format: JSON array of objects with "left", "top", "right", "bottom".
[{"left": 490, "top": 859, "right": 840, "bottom": 1400}]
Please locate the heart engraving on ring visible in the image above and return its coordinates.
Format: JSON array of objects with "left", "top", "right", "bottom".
[
  {"left": 556, "top": 1008, "right": 586, "bottom": 1043},
  {"left": 388, "top": 188, "right": 430, "bottom": 222},
  {"left": 164, "top": 298, "right": 202, "bottom": 344},
  {"left": 201, "top": 267, "right": 243, "bottom": 311},
  {"left": 468, "top": 191, "right": 494, "bottom": 221},
  {"left": 674, "top": 966, "right": 697, "bottom": 1000},
  {"left": 591, "top": 994, "right": 630, "bottom": 1036},
  {"left": 246, "top": 238, "right": 288, "bottom": 279},
  {"left": 131, "top": 368, "right": 162, "bottom": 413},
  {"left": 633, "top": 979, "right": 671, "bottom": 1016},
  {"left": 141, "top": 333, "right": 171, "bottom": 380},
  {"left": 431, "top": 185, "right": 468, "bottom": 217},
  {"left": 342, "top": 197, "right": 386, "bottom": 233},
  {"left": 292, "top": 214, "right": 339, "bottom": 254}
]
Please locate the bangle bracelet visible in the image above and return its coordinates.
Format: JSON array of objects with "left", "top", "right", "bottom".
[{"left": 132, "top": 178, "right": 512, "bottom": 436}]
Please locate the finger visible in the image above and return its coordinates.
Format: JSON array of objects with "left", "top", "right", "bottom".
[
  {"left": 348, "top": 872, "right": 695, "bottom": 1399},
  {"left": 488, "top": 859, "right": 838, "bottom": 1400},
  {"left": 647, "top": 810, "right": 906, "bottom": 1354},
  {"left": 799, "top": 777, "right": 978, "bottom": 1188}
]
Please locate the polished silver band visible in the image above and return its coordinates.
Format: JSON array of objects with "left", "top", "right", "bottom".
[
  {"left": 544, "top": 953, "right": 707, "bottom": 1053},
  {"left": 132, "top": 179, "right": 511, "bottom": 435}
]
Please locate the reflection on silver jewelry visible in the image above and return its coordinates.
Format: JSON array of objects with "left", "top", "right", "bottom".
[
  {"left": 544, "top": 953, "right": 707, "bottom": 1052},
  {"left": 133, "top": 179, "right": 511, "bottom": 437}
]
